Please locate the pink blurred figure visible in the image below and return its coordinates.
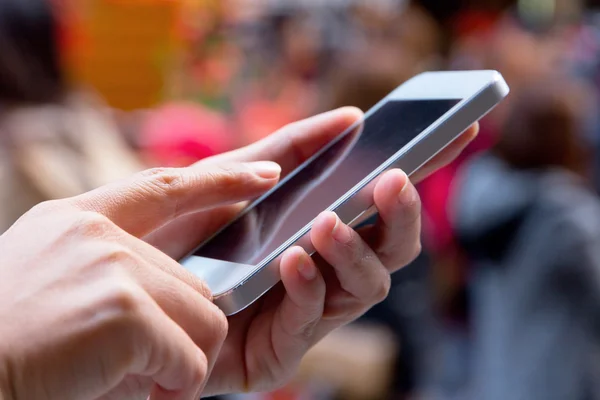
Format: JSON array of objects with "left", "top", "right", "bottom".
[{"left": 141, "top": 102, "right": 234, "bottom": 167}]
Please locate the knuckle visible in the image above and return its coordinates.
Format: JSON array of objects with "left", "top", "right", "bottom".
[
  {"left": 103, "top": 280, "right": 146, "bottom": 317},
  {"left": 139, "top": 167, "right": 173, "bottom": 178},
  {"left": 411, "top": 241, "right": 423, "bottom": 262},
  {"left": 191, "top": 350, "right": 209, "bottom": 386},
  {"left": 25, "top": 200, "right": 71, "bottom": 225},
  {"left": 143, "top": 168, "right": 185, "bottom": 195},
  {"left": 19, "top": 200, "right": 68, "bottom": 230},
  {"left": 355, "top": 247, "right": 376, "bottom": 271},
  {"left": 169, "top": 266, "right": 213, "bottom": 301},
  {"left": 373, "top": 273, "right": 392, "bottom": 303},
  {"left": 337, "top": 225, "right": 359, "bottom": 250},
  {"left": 61, "top": 211, "right": 118, "bottom": 240},
  {"left": 299, "top": 318, "right": 320, "bottom": 341},
  {"left": 401, "top": 187, "right": 422, "bottom": 223},
  {"left": 209, "top": 306, "right": 229, "bottom": 344},
  {"left": 30, "top": 199, "right": 65, "bottom": 215},
  {"left": 95, "top": 281, "right": 149, "bottom": 367},
  {"left": 96, "top": 244, "right": 138, "bottom": 267},
  {"left": 138, "top": 168, "right": 187, "bottom": 219},
  {"left": 196, "top": 280, "right": 213, "bottom": 300}
]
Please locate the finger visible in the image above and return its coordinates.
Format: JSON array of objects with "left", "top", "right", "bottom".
[
  {"left": 95, "top": 241, "right": 225, "bottom": 400},
  {"left": 69, "top": 161, "right": 281, "bottom": 238},
  {"left": 203, "top": 107, "right": 363, "bottom": 176},
  {"left": 271, "top": 247, "right": 326, "bottom": 367},
  {"left": 139, "top": 261, "right": 227, "bottom": 367},
  {"left": 365, "top": 169, "right": 422, "bottom": 271},
  {"left": 137, "top": 306, "right": 207, "bottom": 400},
  {"left": 411, "top": 123, "right": 479, "bottom": 183},
  {"left": 105, "top": 285, "right": 209, "bottom": 400},
  {"left": 310, "top": 212, "right": 391, "bottom": 305},
  {"left": 120, "top": 234, "right": 228, "bottom": 361}
]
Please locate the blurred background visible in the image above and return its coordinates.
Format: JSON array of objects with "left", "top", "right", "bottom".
[{"left": 4, "top": 0, "right": 600, "bottom": 399}]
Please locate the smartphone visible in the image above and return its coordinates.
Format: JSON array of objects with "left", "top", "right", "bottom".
[{"left": 181, "top": 70, "right": 509, "bottom": 316}]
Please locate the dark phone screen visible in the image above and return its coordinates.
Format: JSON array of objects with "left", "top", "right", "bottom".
[{"left": 192, "top": 99, "right": 459, "bottom": 266}]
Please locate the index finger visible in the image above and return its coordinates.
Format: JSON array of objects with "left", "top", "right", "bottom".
[
  {"left": 67, "top": 161, "right": 280, "bottom": 239},
  {"left": 203, "top": 107, "right": 363, "bottom": 176}
]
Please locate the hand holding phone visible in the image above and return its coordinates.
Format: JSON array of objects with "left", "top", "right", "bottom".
[
  {"left": 182, "top": 70, "right": 509, "bottom": 316},
  {"left": 144, "top": 90, "right": 486, "bottom": 395}
]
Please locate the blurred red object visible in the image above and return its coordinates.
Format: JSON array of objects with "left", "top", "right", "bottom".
[
  {"left": 237, "top": 82, "right": 314, "bottom": 145},
  {"left": 420, "top": 120, "right": 498, "bottom": 252},
  {"left": 238, "top": 99, "right": 301, "bottom": 144},
  {"left": 141, "top": 102, "right": 233, "bottom": 167},
  {"left": 51, "top": 0, "right": 89, "bottom": 70},
  {"left": 453, "top": 10, "right": 500, "bottom": 38}
]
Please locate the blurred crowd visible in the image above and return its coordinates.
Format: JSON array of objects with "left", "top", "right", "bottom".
[{"left": 5, "top": 0, "right": 600, "bottom": 399}]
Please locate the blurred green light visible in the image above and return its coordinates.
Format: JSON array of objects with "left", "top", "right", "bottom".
[{"left": 518, "top": 0, "right": 556, "bottom": 23}]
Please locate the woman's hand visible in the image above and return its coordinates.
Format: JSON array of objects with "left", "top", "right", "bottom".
[
  {"left": 146, "top": 107, "right": 479, "bottom": 395},
  {"left": 0, "top": 161, "right": 281, "bottom": 400}
]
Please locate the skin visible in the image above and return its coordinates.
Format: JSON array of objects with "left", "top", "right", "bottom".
[{"left": 0, "top": 107, "right": 478, "bottom": 400}]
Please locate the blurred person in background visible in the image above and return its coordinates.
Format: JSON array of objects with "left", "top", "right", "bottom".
[
  {"left": 424, "top": 22, "right": 571, "bottom": 396},
  {"left": 452, "top": 79, "right": 600, "bottom": 400},
  {"left": 561, "top": 0, "right": 600, "bottom": 192},
  {"left": 0, "top": 0, "right": 143, "bottom": 233}
]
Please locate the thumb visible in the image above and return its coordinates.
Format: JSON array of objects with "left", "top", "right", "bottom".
[{"left": 68, "top": 161, "right": 281, "bottom": 238}]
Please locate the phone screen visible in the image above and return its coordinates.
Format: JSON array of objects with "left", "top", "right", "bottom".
[{"left": 188, "top": 99, "right": 460, "bottom": 268}]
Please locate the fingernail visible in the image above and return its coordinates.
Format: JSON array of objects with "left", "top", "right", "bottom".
[
  {"left": 297, "top": 253, "right": 317, "bottom": 281},
  {"left": 247, "top": 161, "right": 281, "bottom": 180},
  {"left": 398, "top": 171, "right": 410, "bottom": 199},
  {"left": 331, "top": 213, "right": 352, "bottom": 244}
]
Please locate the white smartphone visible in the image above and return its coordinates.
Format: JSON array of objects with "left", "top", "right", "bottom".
[{"left": 181, "top": 70, "right": 509, "bottom": 316}]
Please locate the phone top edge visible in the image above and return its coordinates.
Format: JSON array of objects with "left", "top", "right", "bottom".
[{"left": 390, "top": 70, "right": 507, "bottom": 100}]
